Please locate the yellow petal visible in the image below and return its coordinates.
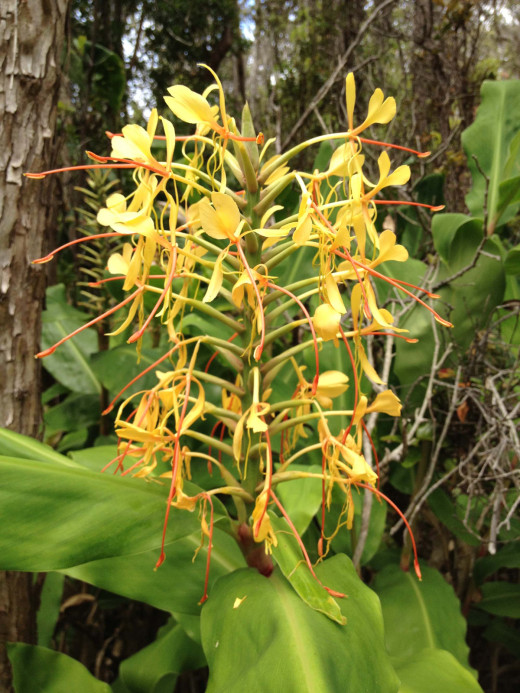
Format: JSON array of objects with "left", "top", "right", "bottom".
[
  {"left": 357, "top": 339, "right": 384, "bottom": 385},
  {"left": 165, "top": 85, "right": 215, "bottom": 124},
  {"left": 313, "top": 304, "right": 342, "bottom": 342},
  {"left": 106, "top": 193, "right": 127, "bottom": 213},
  {"left": 378, "top": 151, "right": 391, "bottom": 180},
  {"left": 385, "top": 164, "right": 410, "bottom": 187},
  {"left": 316, "top": 371, "right": 349, "bottom": 399},
  {"left": 199, "top": 193, "right": 241, "bottom": 241},
  {"left": 293, "top": 214, "right": 312, "bottom": 245},
  {"left": 246, "top": 404, "right": 268, "bottom": 433},
  {"left": 346, "top": 72, "right": 356, "bottom": 130},
  {"left": 367, "top": 390, "right": 402, "bottom": 417},
  {"left": 325, "top": 273, "right": 346, "bottom": 314},
  {"left": 376, "top": 230, "right": 408, "bottom": 264},
  {"left": 203, "top": 251, "right": 225, "bottom": 303},
  {"left": 107, "top": 252, "right": 129, "bottom": 275},
  {"left": 233, "top": 413, "right": 246, "bottom": 462},
  {"left": 160, "top": 116, "right": 176, "bottom": 169}
]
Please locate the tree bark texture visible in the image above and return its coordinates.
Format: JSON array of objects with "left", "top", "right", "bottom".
[{"left": 0, "top": 1, "right": 70, "bottom": 690}]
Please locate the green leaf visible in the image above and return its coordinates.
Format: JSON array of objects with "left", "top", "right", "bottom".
[
  {"left": 462, "top": 79, "right": 520, "bottom": 233},
  {"left": 69, "top": 444, "right": 119, "bottom": 471},
  {"left": 432, "top": 213, "right": 471, "bottom": 265},
  {"left": 41, "top": 284, "right": 102, "bottom": 394},
  {"left": 504, "top": 244, "right": 520, "bottom": 275},
  {"left": 270, "top": 514, "right": 345, "bottom": 624},
  {"left": 0, "top": 456, "right": 221, "bottom": 570},
  {"left": 0, "top": 428, "right": 79, "bottom": 467},
  {"left": 115, "top": 620, "right": 205, "bottom": 693},
  {"left": 63, "top": 529, "right": 245, "bottom": 616},
  {"left": 477, "top": 582, "right": 520, "bottom": 618},
  {"left": 428, "top": 489, "right": 480, "bottom": 547},
  {"left": 7, "top": 643, "right": 112, "bottom": 693},
  {"left": 374, "top": 564, "right": 475, "bottom": 674},
  {"left": 37, "top": 573, "right": 65, "bottom": 648},
  {"left": 394, "top": 648, "right": 483, "bottom": 693},
  {"left": 473, "top": 543, "right": 520, "bottom": 584},
  {"left": 201, "top": 556, "right": 399, "bottom": 693}
]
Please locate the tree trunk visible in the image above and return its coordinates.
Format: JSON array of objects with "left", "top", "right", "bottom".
[{"left": 0, "top": 1, "right": 70, "bottom": 690}]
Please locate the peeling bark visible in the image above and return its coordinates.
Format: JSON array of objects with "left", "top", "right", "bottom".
[{"left": 0, "top": 1, "right": 70, "bottom": 690}]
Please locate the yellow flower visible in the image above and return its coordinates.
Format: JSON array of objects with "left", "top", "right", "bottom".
[
  {"left": 97, "top": 188, "right": 155, "bottom": 236},
  {"left": 252, "top": 491, "right": 278, "bottom": 552},
  {"left": 164, "top": 85, "right": 217, "bottom": 127},
  {"left": 198, "top": 192, "right": 243, "bottom": 241},
  {"left": 346, "top": 72, "right": 396, "bottom": 134},
  {"left": 313, "top": 304, "right": 342, "bottom": 342}
]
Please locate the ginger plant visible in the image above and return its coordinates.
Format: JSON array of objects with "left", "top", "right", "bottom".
[{"left": 28, "top": 66, "right": 449, "bottom": 610}]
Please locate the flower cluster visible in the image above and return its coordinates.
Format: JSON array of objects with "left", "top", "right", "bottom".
[{"left": 29, "top": 66, "right": 449, "bottom": 602}]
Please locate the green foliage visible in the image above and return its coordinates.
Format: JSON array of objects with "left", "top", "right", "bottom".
[
  {"left": 200, "top": 558, "right": 400, "bottom": 693},
  {"left": 7, "top": 643, "right": 112, "bottom": 693},
  {"left": 0, "top": 455, "right": 216, "bottom": 570},
  {"left": 113, "top": 620, "right": 205, "bottom": 693},
  {"left": 41, "top": 285, "right": 102, "bottom": 394},
  {"left": 463, "top": 80, "right": 520, "bottom": 233}
]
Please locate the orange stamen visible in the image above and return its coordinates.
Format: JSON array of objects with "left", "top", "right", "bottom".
[
  {"left": 36, "top": 286, "right": 144, "bottom": 358},
  {"left": 270, "top": 490, "right": 346, "bottom": 598},
  {"left": 355, "top": 482, "right": 422, "bottom": 580}
]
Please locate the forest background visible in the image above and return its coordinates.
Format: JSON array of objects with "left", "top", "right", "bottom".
[{"left": 1, "top": 0, "right": 520, "bottom": 692}]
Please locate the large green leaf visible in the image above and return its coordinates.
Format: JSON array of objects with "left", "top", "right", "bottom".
[
  {"left": 270, "top": 514, "right": 345, "bottom": 624},
  {"left": 0, "top": 428, "right": 79, "bottom": 467},
  {"left": 7, "top": 643, "right": 111, "bottom": 693},
  {"left": 201, "top": 556, "right": 399, "bottom": 693},
  {"left": 462, "top": 80, "right": 520, "bottom": 232},
  {"left": 394, "top": 648, "right": 483, "bottom": 693},
  {"left": 0, "top": 456, "right": 223, "bottom": 570},
  {"left": 114, "top": 620, "right": 205, "bottom": 693},
  {"left": 477, "top": 582, "right": 520, "bottom": 618},
  {"left": 373, "top": 564, "right": 475, "bottom": 674},
  {"left": 64, "top": 529, "right": 245, "bottom": 616},
  {"left": 41, "top": 284, "right": 102, "bottom": 394}
]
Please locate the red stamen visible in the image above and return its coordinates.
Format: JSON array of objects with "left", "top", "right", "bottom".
[
  {"left": 102, "top": 342, "right": 183, "bottom": 414},
  {"left": 36, "top": 286, "right": 144, "bottom": 358},
  {"left": 355, "top": 483, "right": 422, "bottom": 580},
  {"left": 373, "top": 200, "right": 444, "bottom": 212},
  {"left": 364, "top": 331, "right": 419, "bottom": 343},
  {"left": 128, "top": 247, "right": 178, "bottom": 343},
  {"left": 25, "top": 163, "right": 144, "bottom": 179},
  {"left": 32, "top": 233, "right": 120, "bottom": 264},
  {"left": 357, "top": 136, "right": 430, "bottom": 159},
  {"left": 270, "top": 490, "right": 346, "bottom": 598}
]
